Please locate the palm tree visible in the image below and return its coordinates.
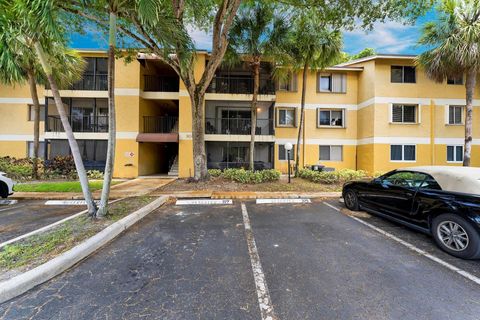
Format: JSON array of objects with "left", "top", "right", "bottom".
[
  {"left": 227, "top": 2, "right": 289, "bottom": 170},
  {"left": 6, "top": 0, "right": 98, "bottom": 215},
  {"left": 286, "top": 15, "right": 342, "bottom": 175},
  {"left": 417, "top": 0, "right": 480, "bottom": 166},
  {"left": 0, "top": 14, "right": 84, "bottom": 180}
]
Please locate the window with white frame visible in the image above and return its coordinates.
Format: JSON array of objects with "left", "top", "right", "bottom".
[
  {"left": 27, "top": 141, "right": 45, "bottom": 158},
  {"left": 448, "top": 105, "right": 464, "bottom": 125},
  {"left": 318, "top": 73, "right": 346, "bottom": 93},
  {"left": 278, "top": 73, "right": 297, "bottom": 92},
  {"left": 390, "top": 145, "right": 416, "bottom": 161},
  {"left": 391, "top": 66, "right": 416, "bottom": 83},
  {"left": 28, "top": 105, "right": 45, "bottom": 121},
  {"left": 391, "top": 104, "right": 418, "bottom": 123},
  {"left": 277, "top": 108, "right": 296, "bottom": 127},
  {"left": 447, "top": 75, "right": 463, "bottom": 85},
  {"left": 319, "top": 145, "right": 343, "bottom": 161},
  {"left": 278, "top": 144, "right": 295, "bottom": 160},
  {"left": 447, "top": 145, "right": 463, "bottom": 162},
  {"left": 318, "top": 109, "right": 345, "bottom": 127}
]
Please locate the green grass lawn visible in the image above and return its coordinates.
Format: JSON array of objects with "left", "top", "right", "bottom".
[{"left": 14, "top": 181, "right": 119, "bottom": 193}]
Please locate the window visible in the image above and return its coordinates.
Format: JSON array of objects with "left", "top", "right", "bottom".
[
  {"left": 318, "top": 73, "right": 346, "bottom": 93},
  {"left": 27, "top": 141, "right": 45, "bottom": 158},
  {"left": 28, "top": 105, "right": 45, "bottom": 121},
  {"left": 319, "top": 145, "right": 343, "bottom": 161},
  {"left": 419, "top": 176, "right": 442, "bottom": 190},
  {"left": 277, "top": 108, "right": 295, "bottom": 127},
  {"left": 278, "top": 73, "right": 297, "bottom": 92},
  {"left": 391, "top": 66, "right": 416, "bottom": 83},
  {"left": 278, "top": 144, "right": 295, "bottom": 160},
  {"left": 382, "top": 171, "right": 427, "bottom": 188},
  {"left": 391, "top": 104, "right": 417, "bottom": 123},
  {"left": 448, "top": 105, "right": 463, "bottom": 125},
  {"left": 447, "top": 145, "right": 463, "bottom": 162},
  {"left": 447, "top": 75, "right": 463, "bottom": 85},
  {"left": 318, "top": 109, "right": 345, "bottom": 127},
  {"left": 390, "top": 145, "right": 416, "bottom": 161}
]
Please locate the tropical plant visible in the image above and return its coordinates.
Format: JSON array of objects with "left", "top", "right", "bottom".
[
  {"left": 284, "top": 14, "right": 343, "bottom": 175},
  {"left": 0, "top": 3, "right": 84, "bottom": 180},
  {"left": 417, "top": 0, "right": 480, "bottom": 166},
  {"left": 227, "top": 2, "right": 289, "bottom": 170},
  {"left": 4, "top": 0, "right": 97, "bottom": 215}
]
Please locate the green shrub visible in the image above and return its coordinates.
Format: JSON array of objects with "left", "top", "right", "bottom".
[
  {"left": 87, "top": 170, "right": 104, "bottom": 179},
  {"left": 0, "top": 157, "right": 34, "bottom": 180},
  {"left": 298, "top": 168, "right": 367, "bottom": 184},
  {"left": 207, "top": 169, "right": 222, "bottom": 177},
  {"left": 219, "top": 168, "right": 280, "bottom": 184}
]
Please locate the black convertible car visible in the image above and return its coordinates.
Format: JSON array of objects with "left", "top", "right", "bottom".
[{"left": 342, "top": 166, "right": 480, "bottom": 259}]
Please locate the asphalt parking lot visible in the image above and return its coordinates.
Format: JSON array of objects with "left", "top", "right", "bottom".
[
  {"left": 0, "top": 200, "right": 85, "bottom": 244},
  {"left": 1, "top": 199, "right": 479, "bottom": 319}
]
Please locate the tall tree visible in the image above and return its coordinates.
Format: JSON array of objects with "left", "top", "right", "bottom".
[
  {"left": 286, "top": 15, "right": 342, "bottom": 175},
  {"left": 8, "top": 0, "right": 98, "bottom": 215},
  {"left": 417, "top": 0, "right": 480, "bottom": 166},
  {"left": 227, "top": 2, "right": 288, "bottom": 170},
  {"left": 0, "top": 7, "right": 84, "bottom": 180}
]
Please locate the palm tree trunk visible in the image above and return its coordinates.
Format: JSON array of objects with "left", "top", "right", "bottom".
[
  {"left": 27, "top": 68, "right": 40, "bottom": 180},
  {"left": 295, "top": 63, "right": 308, "bottom": 176},
  {"left": 191, "top": 90, "right": 208, "bottom": 180},
  {"left": 97, "top": 11, "right": 117, "bottom": 217},
  {"left": 33, "top": 41, "right": 97, "bottom": 216},
  {"left": 249, "top": 59, "right": 260, "bottom": 171},
  {"left": 463, "top": 69, "right": 476, "bottom": 166}
]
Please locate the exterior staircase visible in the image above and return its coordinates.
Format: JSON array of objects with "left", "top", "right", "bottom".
[{"left": 168, "top": 155, "right": 179, "bottom": 176}]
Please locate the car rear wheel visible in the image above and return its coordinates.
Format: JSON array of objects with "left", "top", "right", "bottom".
[
  {"left": 432, "top": 214, "right": 480, "bottom": 260},
  {"left": 343, "top": 189, "right": 359, "bottom": 211},
  {"left": 0, "top": 182, "right": 8, "bottom": 199}
]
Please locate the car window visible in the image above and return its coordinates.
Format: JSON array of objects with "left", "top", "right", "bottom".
[
  {"left": 419, "top": 175, "right": 442, "bottom": 190},
  {"left": 382, "top": 171, "right": 428, "bottom": 188}
]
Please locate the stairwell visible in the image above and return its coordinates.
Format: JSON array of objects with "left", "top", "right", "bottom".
[{"left": 168, "top": 155, "right": 179, "bottom": 176}]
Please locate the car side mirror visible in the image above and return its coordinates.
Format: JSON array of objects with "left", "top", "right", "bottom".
[{"left": 372, "top": 178, "right": 382, "bottom": 184}]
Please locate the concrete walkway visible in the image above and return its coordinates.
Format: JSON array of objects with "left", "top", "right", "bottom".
[
  {"left": 151, "top": 190, "right": 342, "bottom": 199},
  {"left": 11, "top": 178, "right": 176, "bottom": 200}
]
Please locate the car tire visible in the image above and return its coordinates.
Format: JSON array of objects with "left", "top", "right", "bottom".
[
  {"left": 0, "top": 182, "right": 7, "bottom": 199},
  {"left": 431, "top": 214, "right": 480, "bottom": 260},
  {"left": 343, "top": 189, "right": 359, "bottom": 211}
]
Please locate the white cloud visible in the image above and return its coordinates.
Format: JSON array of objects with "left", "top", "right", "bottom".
[
  {"left": 344, "top": 20, "right": 420, "bottom": 54},
  {"left": 187, "top": 26, "right": 212, "bottom": 50}
]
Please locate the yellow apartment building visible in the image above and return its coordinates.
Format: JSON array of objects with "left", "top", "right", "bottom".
[{"left": 0, "top": 51, "right": 479, "bottom": 178}]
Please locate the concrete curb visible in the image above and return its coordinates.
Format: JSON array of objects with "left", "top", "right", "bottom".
[
  {"left": 152, "top": 191, "right": 341, "bottom": 199},
  {"left": 10, "top": 193, "right": 124, "bottom": 200},
  {"left": 0, "top": 196, "right": 169, "bottom": 304}
]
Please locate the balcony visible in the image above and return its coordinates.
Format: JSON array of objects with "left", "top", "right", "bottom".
[
  {"left": 205, "top": 117, "right": 274, "bottom": 135},
  {"left": 47, "top": 115, "right": 108, "bottom": 133},
  {"left": 206, "top": 77, "right": 275, "bottom": 95},
  {"left": 143, "top": 75, "right": 179, "bottom": 92},
  {"left": 137, "top": 116, "right": 179, "bottom": 143},
  {"left": 46, "top": 75, "right": 108, "bottom": 91}
]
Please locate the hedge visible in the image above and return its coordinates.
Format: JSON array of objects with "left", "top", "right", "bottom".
[
  {"left": 298, "top": 168, "right": 367, "bottom": 184},
  {"left": 208, "top": 168, "right": 281, "bottom": 184}
]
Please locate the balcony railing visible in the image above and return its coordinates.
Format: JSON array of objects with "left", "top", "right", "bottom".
[
  {"left": 47, "top": 115, "right": 109, "bottom": 133},
  {"left": 143, "top": 75, "right": 179, "bottom": 92},
  {"left": 143, "top": 116, "right": 178, "bottom": 133},
  {"left": 205, "top": 117, "right": 274, "bottom": 135},
  {"left": 207, "top": 76, "right": 275, "bottom": 95},
  {"left": 46, "top": 74, "right": 108, "bottom": 91}
]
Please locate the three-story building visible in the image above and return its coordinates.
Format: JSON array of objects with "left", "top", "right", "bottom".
[{"left": 0, "top": 51, "right": 478, "bottom": 178}]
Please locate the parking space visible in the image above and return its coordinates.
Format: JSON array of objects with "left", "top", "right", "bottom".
[
  {"left": 0, "top": 200, "right": 84, "bottom": 244},
  {"left": 1, "top": 199, "right": 479, "bottom": 319}
]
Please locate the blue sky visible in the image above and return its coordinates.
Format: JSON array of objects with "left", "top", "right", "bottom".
[{"left": 70, "top": 11, "right": 437, "bottom": 55}]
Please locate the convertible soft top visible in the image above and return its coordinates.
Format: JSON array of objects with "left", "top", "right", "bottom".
[{"left": 399, "top": 166, "right": 480, "bottom": 195}]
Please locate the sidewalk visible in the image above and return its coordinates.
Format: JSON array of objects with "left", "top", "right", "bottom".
[
  {"left": 150, "top": 190, "right": 342, "bottom": 199},
  {"left": 11, "top": 178, "right": 176, "bottom": 200}
]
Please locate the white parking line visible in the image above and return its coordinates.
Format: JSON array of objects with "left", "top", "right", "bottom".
[
  {"left": 323, "top": 202, "right": 480, "bottom": 286},
  {"left": 45, "top": 200, "right": 101, "bottom": 206},
  {"left": 175, "top": 199, "right": 233, "bottom": 205},
  {"left": 256, "top": 198, "right": 311, "bottom": 204},
  {"left": 241, "top": 203, "right": 277, "bottom": 320},
  {"left": 0, "top": 200, "right": 18, "bottom": 205}
]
